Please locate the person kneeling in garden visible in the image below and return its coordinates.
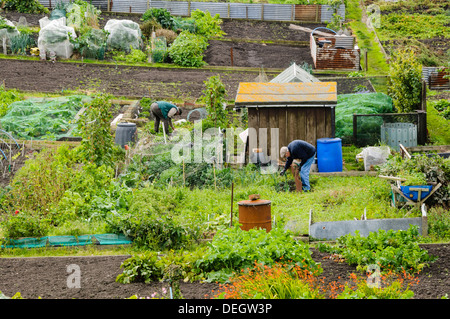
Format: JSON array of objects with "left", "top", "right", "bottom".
[
  {"left": 280, "top": 140, "right": 316, "bottom": 192},
  {"left": 151, "top": 101, "right": 182, "bottom": 135}
]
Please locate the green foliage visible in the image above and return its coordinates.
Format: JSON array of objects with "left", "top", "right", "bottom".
[
  {"left": 2, "top": 211, "right": 49, "bottom": 239},
  {"left": 3, "top": 0, "right": 49, "bottom": 14},
  {"left": 0, "top": 84, "right": 22, "bottom": 118},
  {"left": 9, "top": 33, "right": 35, "bottom": 55},
  {"left": 168, "top": 31, "right": 208, "bottom": 67},
  {"left": 70, "top": 28, "right": 108, "bottom": 60},
  {"left": 78, "top": 93, "right": 121, "bottom": 167},
  {"left": 116, "top": 249, "right": 206, "bottom": 284},
  {"left": 105, "top": 186, "right": 195, "bottom": 250},
  {"left": 388, "top": 49, "right": 422, "bottom": 113},
  {"left": 317, "top": 226, "right": 436, "bottom": 274},
  {"left": 378, "top": 154, "right": 450, "bottom": 206},
  {"left": 379, "top": 13, "right": 450, "bottom": 40},
  {"left": 190, "top": 9, "right": 225, "bottom": 39},
  {"left": 141, "top": 8, "right": 174, "bottom": 30},
  {"left": 112, "top": 48, "right": 147, "bottom": 63},
  {"left": 428, "top": 207, "right": 450, "bottom": 241},
  {"left": 0, "top": 145, "right": 78, "bottom": 216},
  {"left": 199, "top": 75, "right": 228, "bottom": 129},
  {"left": 432, "top": 99, "right": 450, "bottom": 120},
  {"left": 427, "top": 100, "right": 450, "bottom": 145},
  {"left": 195, "top": 226, "right": 321, "bottom": 283}
]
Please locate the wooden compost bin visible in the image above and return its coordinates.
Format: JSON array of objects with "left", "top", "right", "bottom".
[{"left": 234, "top": 82, "right": 337, "bottom": 162}]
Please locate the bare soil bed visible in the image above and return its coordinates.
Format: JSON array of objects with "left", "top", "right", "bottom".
[{"left": 0, "top": 244, "right": 448, "bottom": 300}]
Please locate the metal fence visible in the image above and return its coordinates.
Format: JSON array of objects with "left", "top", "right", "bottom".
[
  {"left": 352, "top": 112, "right": 427, "bottom": 148},
  {"left": 38, "top": 0, "right": 345, "bottom": 23}
]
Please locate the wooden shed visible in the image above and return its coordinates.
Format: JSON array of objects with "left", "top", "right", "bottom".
[{"left": 235, "top": 82, "right": 337, "bottom": 162}]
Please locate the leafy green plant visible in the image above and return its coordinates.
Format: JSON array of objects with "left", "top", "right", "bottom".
[
  {"left": 9, "top": 33, "right": 35, "bottom": 55},
  {"left": 199, "top": 75, "right": 228, "bottom": 129},
  {"left": 317, "top": 226, "right": 436, "bottom": 274},
  {"left": 77, "top": 93, "right": 122, "bottom": 167},
  {"left": 378, "top": 154, "right": 450, "bottom": 205},
  {"left": 190, "top": 9, "right": 225, "bottom": 39},
  {"left": 2, "top": 211, "right": 49, "bottom": 239},
  {"left": 112, "top": 48, "right": 147, "bottom": 63},
  {"left": 142, "top": 8, "right": 174, "bottom": 30},
  {"left": 168, "top": 31, "right": 208, "bottom": 67},
  {"left": 0, "top": 84, "right": 22, "bottom": 117},
  {"left": 388, "top": 49, "right": 422, "bottom": 113},
  {"left": 195, "top": 226, "right": 321, "bottom": 283},
  {"left": 0, "top": 145, "right": 78, "bottom": 216},
  {"left": 3, "top": 0, "right": 49, "bottom": 14}
]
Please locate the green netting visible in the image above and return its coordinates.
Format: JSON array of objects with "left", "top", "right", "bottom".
[
  {"left": 1, "top": 233, "right": 132, "bottom": 249},
  {"left": 0, "top": 95, "right": 91, "bottom": 140},
  {"left": 335, "top": 92, "right": 394, "bottom": 143}
]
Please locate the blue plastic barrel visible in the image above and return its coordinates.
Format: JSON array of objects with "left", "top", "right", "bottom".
[{"left": 317, "top": 138, "right": 343, "bottom": 172}]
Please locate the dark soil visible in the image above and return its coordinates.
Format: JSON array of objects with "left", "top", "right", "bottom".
[{"left": 0, "top": 244, "right": 448, "bottom": 299}]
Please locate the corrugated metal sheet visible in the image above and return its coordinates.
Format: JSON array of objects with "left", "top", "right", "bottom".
[
  {"left": 111, "top": 0, "right": 147, "bottom": 13},
  {"left": 423, "top": 67, "right": 449, "bottom": 90},
  {"left": 38, "top": 1, "right": 346, "bottom": 22},
  {"left": 262, "top": 4, "right": 293, "bottom": 21},
  {"left": 235, "top": 82, "right": 337, "bottom": 106},
  {"left": 229, "top": 3, "right": 262, "bottom": 20},
  {"left": 149, "top": 1, "right": 190, "bottom": 16},
  {"left": 381, "top": 123, "right": 418, "bottom": 151},
  {"left": 190, "top": 2, "right": 229, "bottom": 18},
  {"left": 321, "top": 4, "right": 345, "bottom": 23}
]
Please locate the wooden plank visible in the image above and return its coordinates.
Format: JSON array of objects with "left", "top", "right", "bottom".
[
  {"left": 268, "top": 109, "right": 279, "bottom": 159},
  {"left": 297, "top": 108, "right": 306, "bottom": 142},
  {"left": 286, "top": 108, "right": 298, "bottom": 145},
  {"left": 305, "top": 108, "right": 315, "bottom": 145},
  {"left": 316, "top": 108, "right": 326, "bottom": 141},
  {"left": 277, "top": 108, "right": 287, "bottom": 156},
  {"left": 258, "top": 108, "right": 269, "bottom": 155}
]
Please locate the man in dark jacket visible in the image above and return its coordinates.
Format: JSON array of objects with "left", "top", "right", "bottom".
[
  {"left": 280, "top": 140, "right": 316, "bottom": 192},
  {"left": 151, "top": 101, "right": 182, "bottom": 135}
]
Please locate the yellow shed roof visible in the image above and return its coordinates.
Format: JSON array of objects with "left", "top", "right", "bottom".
[{"left": 235, "top": 82, "right": 337, "bottom": 107}]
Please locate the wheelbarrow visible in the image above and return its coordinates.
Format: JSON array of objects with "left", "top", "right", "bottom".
[{"left": 379, "top": 175, "right": 442, "bottom": 215}]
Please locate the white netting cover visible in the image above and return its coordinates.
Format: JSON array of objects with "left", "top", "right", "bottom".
[
  {"left": 38, "top": 17, "right": 76, "bottom": 59},
  {"left": 104, "top": 19, "right": 143, "bottom": 52},
  {"left": 66, "top": 3, "right": 83, "bottom": 30},
  {"left": 0, "top": 18, "right": 20, "bottom": 47}
]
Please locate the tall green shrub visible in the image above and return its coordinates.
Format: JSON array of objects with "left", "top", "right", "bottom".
[
  {"left": 77, "top": 93, "right": 119, "bottom": 167},
  {"left": 168, "top": 31, "right": 208, "bottom": 67},
  {"left": 388, "top": 49, "right": 422, "bottom": 113}
]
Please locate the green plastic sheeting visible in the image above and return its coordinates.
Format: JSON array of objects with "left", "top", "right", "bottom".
[
  {"left": 1, "top": 233, "right": 132, "bottom": 249},
  {"left": 335, "top": 92, "right": 393, "bottom": 142}
]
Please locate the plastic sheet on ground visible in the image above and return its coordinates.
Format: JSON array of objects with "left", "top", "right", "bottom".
[{"left": 1, "top": 234, "right": 132, "bottom": 249}]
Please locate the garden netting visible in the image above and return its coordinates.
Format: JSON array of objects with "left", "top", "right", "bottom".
[
  {"left": 1, "top": 233, "right": 132, "bottom": 249},
  {"left": 0, "top": 95, "right": 91, "bottom": 140},
  {"left": 335, "top": 92, "right": 394, "bottom": 143},
  {"left": 104, "top": 19, "right": 143, "bottom": 52}
]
